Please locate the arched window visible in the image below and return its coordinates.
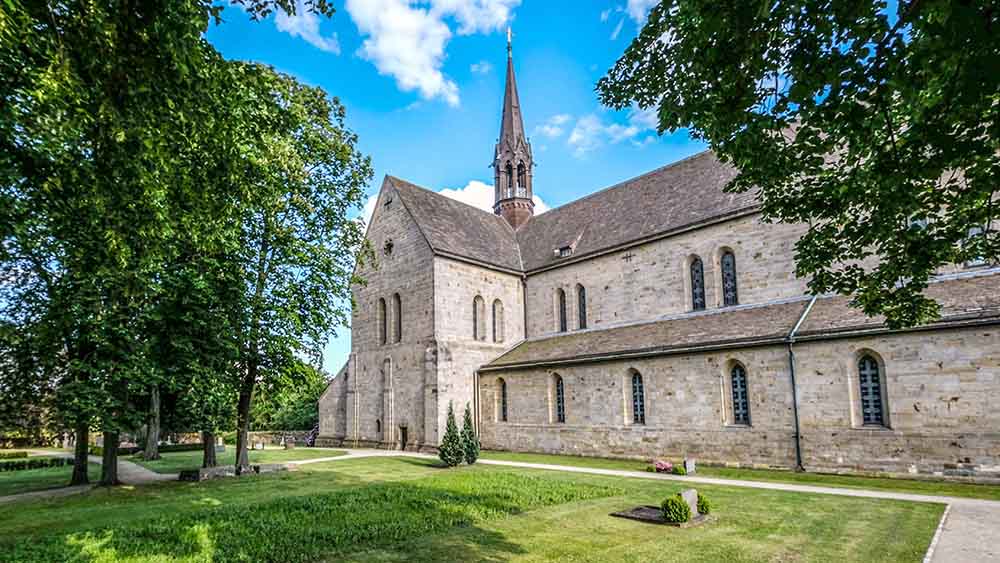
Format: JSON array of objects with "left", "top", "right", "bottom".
[
  {"left": 492, "top": 299, "right": 504, "bottom": 343},
  {"left": 505, "top": 161, "right": 514, "bottom": 198},
  {"left": 721, "top": 250, "right": 738, "bottom": 307},
  {"left": 576, "top": 284, "right": 587, "bottom": 329},
  {"left": 557, "top": 288, "right": 567, "bottom": 332},
  {"left": 554, "top": 374, "right": 566, "bottom": 423},
  {"left": 376, "top": 419, "right": 382, "bottom": 436},
  {"left": 392, "top": 293, "right": 402, "bottom": 343},
  {"left": 631, "top": 371, "right": 645, "bottom": 425},
  {"left": 858, "top": 355, "right": 885, "bottom": 426},
  {"left": 378, "top": 298, "right": 387, "bottom": 345},
  {"left": 498, "top": 378, "right": 508, "bottom": 422},
  {"left": 516, "top": 161, "right": 527, "bottom": 196},
  {"left": 473, "top": 295, "right": 486, "bottom": 341},
  {"left": 730, "top": 364, "right": 750, "bottom": 425},
  {"left": 690, "top": 256, "right": 706, "bottom": 311}
]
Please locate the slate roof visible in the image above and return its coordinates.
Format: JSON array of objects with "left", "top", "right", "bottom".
[
  {"left": 483, "top": 298, "right": 810, "bottom": 369},
  {"left": 388, "top": 150, "right": 758, "bottom": 275},
  {"left": 482, "top": 271, "right": 1000, "bottom": 371},
  {"left": 515, "top": 151, "right": 757, "bottom": 271},
  {"left": 388, "top": 176, "right": 523, "bottom": 272},
  {"left": 796, "top": 272, "right": 1000, "bottom": 338}
]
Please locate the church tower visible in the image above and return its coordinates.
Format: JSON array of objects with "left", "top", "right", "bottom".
[{"left": 493, "top": 28, "right": 534, "bottom": 229}]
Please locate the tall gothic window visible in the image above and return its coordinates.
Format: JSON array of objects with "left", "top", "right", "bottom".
[
  {"left": 631, "top": 370, "right": 646, "bottom": 425},
  {"left": 730, "top": 364, "right": 750, "bottom": 425},
  {"left": 498, "top": 378, "right": 508, "bottom": 422},
  {"left": 721, "top": 251, "right": 739, "bottom": 307},
  {"left": 505, "top": 161, "right": 514, "bottom": 198},
  {"left": 492, "top": 299, "right": 505, "bottom": 343},
  {"left": 858, "top": 355, "right": 885, "bottom": 426},
  {"left": 473, "top": 295, "right": 486, "bottom": 341},
  {"left": 554, "top": 374, "right": 566, "bottom": 423},
  {"left": 516, "top": 161, "right": 527, "bottom": 197},
  {"left": 576, "top": 284, "right": 587, "bottom": 329},
  {"left": 378, "top": 298, "right": 387, "bottom": 345},
  {"left": 690, "top": 256, "right": 706, "bottom": 311},
  {"left": 392, "top": 293, "right": 402, "bottom": 343},
  {"left": 557, "top": 289, "right": 567, "bottom": 332}
]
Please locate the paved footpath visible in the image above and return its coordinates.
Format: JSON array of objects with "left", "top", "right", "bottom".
[{"left": 296, "top": 449, "right": 999, "bottom": 563}]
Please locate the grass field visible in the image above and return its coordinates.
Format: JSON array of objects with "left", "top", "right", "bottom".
[
  {"left": 480, "top": 450, "right": 1000, "bottom": 501},
  {"left": 0, "top": 456, "right": 942, "bottom": 562},
  {"left": 0, "top": 461, "right": 101, "bottom": 497},
  {"left": 131, "top": 447, "right": 347, "bottom": 474}
]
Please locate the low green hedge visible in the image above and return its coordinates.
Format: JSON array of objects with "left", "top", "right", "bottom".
[
  {"left": 0, "top": 451, "right": 28, "bottom": 460},
  {"left": 0, "top": 457, "right": 70, "bottom": 472},
  {"left": 661, "top": 494, "right": 692, "bottom": 523},
  {"left": 697, "top": 492, "right": 711, "bottom": 515}
]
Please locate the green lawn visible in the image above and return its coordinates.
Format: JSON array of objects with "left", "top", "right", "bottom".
[
  {"left": 0, "top": 462, "right": 101, "bottom": 497},
  {"left": 0, "top": 456, "right": 941, "bottom": 562},
  {"left": 131, "top": 447, "right": 347, "bottom": 474},
  {"left": 480, "top": 450, "right": 1000, "bottom": 501}
]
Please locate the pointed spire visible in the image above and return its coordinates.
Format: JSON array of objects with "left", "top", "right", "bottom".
[{"left": 499, "top": 27, "right": 526, "bottom": 151}]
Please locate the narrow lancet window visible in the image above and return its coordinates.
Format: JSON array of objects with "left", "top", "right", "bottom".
[
  {"left": 730, "top": 364, "right": 750, "bottom": 425},
  {"left": 721, "top": 251, "right": 738, "bottom": 307},
  {"left": 859, "top": 355, "right": 885, "bottom": 426},
  {"left": 631, "top": 371, "right": 645, "bottom": 425},
  {"left": 690, "top": 256, "right": 706, "bottom": 311}
]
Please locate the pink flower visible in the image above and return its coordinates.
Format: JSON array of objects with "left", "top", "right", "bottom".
[{"left": 653, "top": 459, "right": 673, "bottom": 473}]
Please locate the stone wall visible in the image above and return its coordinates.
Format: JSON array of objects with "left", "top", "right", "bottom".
[
  {"left": 479, "top": 325, "right": 1000, "bottom": 480},
  {"left": 434, "top": 256, "right": 524, "bottom": 440},
  {"left": 523, "top": 213, "right": 809, "bottom": 338}
]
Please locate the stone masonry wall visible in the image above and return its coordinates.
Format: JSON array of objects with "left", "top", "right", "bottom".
[
  {"left": 524, "top": 213, "right": 809, "bottom": 338},
  {"left": 479, "top": 326, "right": 1000, "bottom": 479},
  {"left": 320, "top": 182, "right": 438, "bottom": 451},
  {"left": 434, "top": 256, "right": 524, "bottom": 444}
]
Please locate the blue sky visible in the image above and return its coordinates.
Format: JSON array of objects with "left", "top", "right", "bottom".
[{"left": 205, "top": 0, "right": 706, "bottom": 373}]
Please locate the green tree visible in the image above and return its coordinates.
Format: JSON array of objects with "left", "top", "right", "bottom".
[
  {"left": 251, "top": 361, "right": 328, "bottom": 431},
  {"left": 229, "top": 63, "right": 371, "bottom": 472},
  {"left": 439, "top": 402, "right": 464, "bottom": 467},
  {"left": 460, "top": 403, "right": 479, "bottom": 465},
  {"left": 598, "top": 0, "right": 1000, "bottom": 328}
]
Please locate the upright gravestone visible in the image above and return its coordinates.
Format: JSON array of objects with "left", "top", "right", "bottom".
[
  {"left": 679, "top": 488, "right": 700, "bottom": 518},
  {"left": 684, "top": 458, "right": 697, "bottom": 475}
]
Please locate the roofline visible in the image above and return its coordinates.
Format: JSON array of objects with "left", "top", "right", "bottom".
[
  {"left": 523, "top": 206, "right": 761, "bottom": 275},
  {"left": 435, "top": 251, "right": 526, "bottom": 277},
  {"left": 478, "top": 316, "right": 1000, "bottom": 373}
]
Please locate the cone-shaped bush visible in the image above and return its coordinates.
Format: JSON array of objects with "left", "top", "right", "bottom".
[
  {"left": 439, "top": 401, "right": 464, "bottom": 467},
  {"left": 461, "top": 403, "right": 479, "bottom": 465}
]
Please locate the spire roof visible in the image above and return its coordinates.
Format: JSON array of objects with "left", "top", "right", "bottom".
[{"left": 499, "top": 27, "right": 526, "bottom": 152}]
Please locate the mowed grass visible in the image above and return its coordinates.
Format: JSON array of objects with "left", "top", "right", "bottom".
[
  {"left": 131, "top": 447, "right": 347, "bottom": 474},
  {"left": 0, "top": 457, "right": 942, "bottom": 563},
  {"left": 481, "top": 450, "right": 1000, "bottom": 501},
  {"left": 0, "top": 462, "right": 101, "bottom": 497}
]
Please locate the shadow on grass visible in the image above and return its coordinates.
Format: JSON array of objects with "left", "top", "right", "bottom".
[{"left": 5, "top": 470, "right": 620, "bottom": 562}]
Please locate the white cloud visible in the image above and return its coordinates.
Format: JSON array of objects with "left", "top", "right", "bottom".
[
  {"left": 600, "top": 8, "right": 612, "bottom": 22},
  {"left": 626, "top": 0, "right": 658, "bottom": 23},
  {"left": 610, "top": 18, "right": 625, "bottom": 40},
  {"left": 470, "top": 60, "right": 493, "bottom": 74},
  {"left": 533, "top": 114, "right": 572, "bottom": 138},
  {"left": 567, "top": 106, "right": 660, "bottom": 157},
  {"left": 344, "top": 0, "right": 520, "bottom": 107},
  {"left": 439, "top": 180, "right": 550, "bottom": 214},
  {"left": 274, "top": 0, "right": 340, "bottom": 53}
]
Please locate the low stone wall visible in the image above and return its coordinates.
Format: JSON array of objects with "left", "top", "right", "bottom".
[{"left": 247, "top": 431, "right": 311, "bottom": 446}]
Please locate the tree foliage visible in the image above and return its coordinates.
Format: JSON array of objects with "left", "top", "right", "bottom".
[
  {"left": 251, "top": 361, "right": 329, "bottom": 431},
  {"left": 438, "top": 402, "right": 464, "bottom": 467},
  {"left": 461, "top": 403, "right": 479, "bottom": 465},
  {"left": 599, "top": 0, "right": 1000, "bottom": 328}
]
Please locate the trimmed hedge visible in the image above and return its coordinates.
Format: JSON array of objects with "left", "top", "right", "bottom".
[
  {"left": 0, "top": 451, "right": 28, "bottom": 460},
  {"left": 671, "top": 464, "right": 687, "bottom": 476},
  {"left": 697, "top": 492, "right": 711, "bottom": 515},
  {"left": 0, "top": 457, "right": 70, "bottom": 472},
  {"left": 661, "top": 494, "right": 692, "bottom": 523}
]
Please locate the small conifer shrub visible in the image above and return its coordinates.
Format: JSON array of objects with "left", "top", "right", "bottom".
[
  {"left": 661, "top": 494, "right": 692, "bottom": 523},
  {"left": 438, "top": 402, "right": 464, "bottom": 467},
  {"left": 461, "top": 403, "right": 479, "bottom": 465}
]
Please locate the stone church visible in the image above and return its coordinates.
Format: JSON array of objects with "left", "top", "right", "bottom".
[{"left": 318, "top": 39, "right": 1000, "bottom": 481}]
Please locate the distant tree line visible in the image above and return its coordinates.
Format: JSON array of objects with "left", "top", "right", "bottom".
[{"left": 0, "top": 0, "right": 370, "bottom": 486}]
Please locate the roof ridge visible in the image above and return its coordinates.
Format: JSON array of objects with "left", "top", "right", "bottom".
[
  {"left": 531, "top": 149, "right": 716, "bottom": 218},
  {"left": 389, "top": 175, "right": 509, "bottom": 223}
]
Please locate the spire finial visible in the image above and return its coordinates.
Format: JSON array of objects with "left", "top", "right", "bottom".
[{"left": 506, "top": 26, "right": 512, "bottom": 57}]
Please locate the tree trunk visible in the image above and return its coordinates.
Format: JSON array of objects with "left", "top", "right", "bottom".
[
  {"left": 99, "top": 431, "right": 119, "bottom": 486},
  {"left": 143, "top": 385, "right": 161, "bottom": 461},
  {"left": 202, "top": 431, "right": 217, "bottom": 468},
  {"left": 70, "top": 422, "right": 90, "bottom": 486},
  {"left": 235, "top": 374, "right": 254, "bottom": 474}
]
